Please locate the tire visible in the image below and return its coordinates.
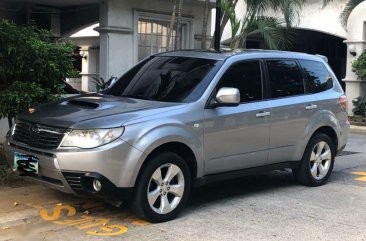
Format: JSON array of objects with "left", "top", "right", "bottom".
[
  {"left": 131, "top": 152, "right": 191, "bottom": 223},
  {"left": 293, "top": 133, "right": 336, "bottom": 187}
]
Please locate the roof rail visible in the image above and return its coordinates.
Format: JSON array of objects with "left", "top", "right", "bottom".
[{"left": 316, "top": 54, "right": 328, "bottom": 63}]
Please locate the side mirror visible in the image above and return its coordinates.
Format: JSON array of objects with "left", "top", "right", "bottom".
[{"left": 213, "top": 87, "right": 240, "bottom": 107}]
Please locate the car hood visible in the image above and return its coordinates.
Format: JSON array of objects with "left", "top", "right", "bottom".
[{"left": 18, "top": 94, "right": 184, "bottom": 129}]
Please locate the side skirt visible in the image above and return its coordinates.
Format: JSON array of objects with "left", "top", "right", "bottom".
[{"left": 194, "top": 161, "right": 300, "bottom": 187}]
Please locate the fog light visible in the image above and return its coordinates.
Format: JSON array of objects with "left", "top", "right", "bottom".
[{"left": 92, "top": 179, "right": 102, "bottom": 192}]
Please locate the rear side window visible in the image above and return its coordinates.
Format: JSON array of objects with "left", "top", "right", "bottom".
[
  {"left": 267, "top": 60, "right": 305, "bottom": 98},
  {"left": 218, "top": 61, "right": 262, "bottom": 102},
  {"left": 299, "top": 60, "right": 333, "bottom": 93}
]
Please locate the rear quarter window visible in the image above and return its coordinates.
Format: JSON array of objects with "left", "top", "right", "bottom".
[{"left": 299, "top": 60, "right": 333, "bottom": 93}]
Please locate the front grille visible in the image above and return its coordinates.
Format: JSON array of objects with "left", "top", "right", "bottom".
[
  {"left": 63, "top": 172, "right": 84, "bottom": 191},
  {"left": 13, "top": 122, "right": 67, "bottom": 150}
]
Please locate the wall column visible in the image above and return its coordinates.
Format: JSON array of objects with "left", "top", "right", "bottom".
[
  {"left": 343, "top": 2, "right": 366, "bottom": 115},
  {"left": 80, "top": 46, "right": 99, "bottom": 92},
  {"left": 96, "top": 0, "right": 134, "bottom": 80}
]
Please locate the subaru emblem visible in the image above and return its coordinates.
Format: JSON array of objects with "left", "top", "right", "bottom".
[{"left": 30, "top": 125, "right": 40, "bottom": 135}]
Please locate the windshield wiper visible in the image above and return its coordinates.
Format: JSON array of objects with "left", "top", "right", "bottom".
[{"left": 120, "top": 94, "right": 153, "bottom": 100}]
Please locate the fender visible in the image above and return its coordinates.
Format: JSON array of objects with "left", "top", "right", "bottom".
[
  {"left": 293, "top": 109, "right": 341, "bottom": 160},
  {"left": 121, "top": 119, "right": 203, "bottom": 186}
]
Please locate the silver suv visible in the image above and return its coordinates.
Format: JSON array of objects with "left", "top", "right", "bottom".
[{"left": 4, "top": 50, "right": 349, "bottom": 222}]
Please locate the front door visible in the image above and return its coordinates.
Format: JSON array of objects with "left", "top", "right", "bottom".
[{"left": 203, "top": 60, "right": 271, "bottom": 174}]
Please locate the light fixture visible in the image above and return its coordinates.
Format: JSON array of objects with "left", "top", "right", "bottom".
[
  {"left": 79, "top": 50, "right": 88, "bottom": 59},
  {"left": 348, "top": 45, "right": 357, "bottom": 57}
]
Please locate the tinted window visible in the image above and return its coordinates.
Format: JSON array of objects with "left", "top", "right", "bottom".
[
  {"left": 299, "top": 60, "right": 333, "bottom": 93},
  {"left": 218, "top": 61, "right": 262, "bottom": 102},
  {"left": 107, "top": 56, "right": 218, "bottom": 103},
  {"left": 267, "top": 60, "right": 305, "bottom": 98}
]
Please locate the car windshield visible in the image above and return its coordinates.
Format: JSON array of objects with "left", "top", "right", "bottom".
[{"left": 106, "top": 56, "right": 220, "bottom": 103}]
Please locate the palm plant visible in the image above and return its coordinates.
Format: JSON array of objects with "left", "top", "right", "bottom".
[
  {"left": 167, "top": 0, "right": 184, "bottom": 51},
  {"left": 339, "top": 0, "right": 364, "bottom": 27},
  {"left": 222, "top": 0, "right": 303, "bottom": 50},
  {"left": 216, "top": 0, "right": 364, "bottom": 50}
]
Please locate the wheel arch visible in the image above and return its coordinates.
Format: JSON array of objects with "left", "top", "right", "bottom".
[
  {"left": 310, "top": 126, "right": 338, "bottom": 151},
  {"left": 134, "top": 142, "right": 198, "bottom": 187}
]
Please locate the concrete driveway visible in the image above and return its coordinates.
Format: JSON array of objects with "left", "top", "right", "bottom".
[{"left": 0, "top": 131, "right": 365, "bottom": 241}]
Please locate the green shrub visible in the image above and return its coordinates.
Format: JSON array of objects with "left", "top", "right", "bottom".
[
  {"left": 0, "top": 20, "right": 78, "bottom": 128},
  {"left": 0, "top": 81, "right": 62, "bottom": 123},
  {"left": 352, "top": 50, "right": 366, "bottom": 80}
]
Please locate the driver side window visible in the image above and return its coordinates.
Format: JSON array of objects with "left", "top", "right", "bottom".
[{"left": 217, "top": 61, "right": 263, "bottom": 103}]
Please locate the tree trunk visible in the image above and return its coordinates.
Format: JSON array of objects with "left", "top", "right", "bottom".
[
  {"left": 167, "top": 0, "right": 177, "bottom": 51},
  {"left": 237, "top": 35, "right": 247, "bottom": 49},
  {"left": 175, "top": 0, "right": 184, "bottom": 50},
  {"left": 201, "top": 0, "right": 210, "bottom": 49},
  {"left": 210, "top": 0, "right": 238, "bottom": 48}
]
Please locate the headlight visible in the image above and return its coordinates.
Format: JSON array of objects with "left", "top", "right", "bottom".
[{"left": 61, "top": 127, "right": 124, "bottom": 148}]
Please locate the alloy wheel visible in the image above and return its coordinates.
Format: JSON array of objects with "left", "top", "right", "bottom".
[
  {"left": 147, "top": 163, "right": 185, "bottom": 215},
  {"left": 309, "top": 141, "right": 332, "bottom": 180}
]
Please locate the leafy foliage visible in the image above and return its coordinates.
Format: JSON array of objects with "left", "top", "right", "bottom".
[
  {"left": 0, "top": 81, "right": 62, "bottom": 120},
  {"left": 0, "top": 20, "right": 78, "bottom": 127},
  {"left": 221, "top": 0, "right": 302, "bottom": 49},
  {"left": 352, "top": 96, "right": 366, "bottom": 116},
  {"left": 339, "top": 0, "right": 364, "bottom": 27},
  {"left": 352, "top": 50, "right": 366, "bottom": 80},
  {"left": 92, "top": 76, "right": 117, "bottom": 92}
]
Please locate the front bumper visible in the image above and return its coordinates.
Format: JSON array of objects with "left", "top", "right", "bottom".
[{"left": 4, "top": 136, "right": 146, "bottom": 199}]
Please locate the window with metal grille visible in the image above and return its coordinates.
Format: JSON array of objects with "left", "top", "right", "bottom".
[{"left": 138, "top": 19, "right": 186, "bottom": 61}]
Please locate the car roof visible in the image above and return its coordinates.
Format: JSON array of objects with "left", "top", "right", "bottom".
[{"left": 155, "top": 49, "right": 326, "bottom": 62}]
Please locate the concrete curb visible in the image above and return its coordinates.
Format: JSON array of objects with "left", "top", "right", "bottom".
[{"left": 350, "top": 125, "right": 366, "bottom": 133}]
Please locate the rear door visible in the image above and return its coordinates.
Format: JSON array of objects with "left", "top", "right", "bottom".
[
  {"left": 265, "top": 59, "right": 318, "bottom": 164},
  {"left": 203, "top": 60, "right": 271, "bottom": 174}
]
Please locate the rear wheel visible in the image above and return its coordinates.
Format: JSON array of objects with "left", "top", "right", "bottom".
[
  {"left": 293, "top": 133, "right": 335, "bottom": 186},
  {"left": 131, "top": 152, "right": 191, "bottom": 223}
]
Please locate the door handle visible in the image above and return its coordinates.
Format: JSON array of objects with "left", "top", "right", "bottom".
[
  {"left": 256, "top": 111, "right": 271, "bottom": 118},
  {"left": 305, "top": 104, "right": 318, "bottom": 110}
]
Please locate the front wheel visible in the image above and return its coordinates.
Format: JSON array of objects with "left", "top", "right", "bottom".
[
  {"left": 293, "top": 133, "right": 336, "bottom": 187},
  {"left": 131, "top": 152, "right": 191, "bottom": 223}
]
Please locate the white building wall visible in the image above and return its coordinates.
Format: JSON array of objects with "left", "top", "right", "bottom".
[
  {"left": 219, "top": 0, "right": 348, "bottom": 41},
  {"left": 98, "top": 0, "right": 212, "bottom": 80},
  {"left": 296, "top": 0, "right": 347, "bottom": 38},
  {"left": 343, "top": 1, "right": 366, "bottom": 114}
]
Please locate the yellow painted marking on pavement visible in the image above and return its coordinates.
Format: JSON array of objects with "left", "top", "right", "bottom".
[
  {"left": 351, "top": 172, "right": 366, "bottom": 182},
  {"left": 131, "top": 219, "right": 150, "bottom": 226},
  {"left": 40, "top": 205, "right": 76, "bottom": 221},
  {"left": 36, "top": 203, "right": 148, "bottom": 237},
  {"left": 78, "top": 218, "right": 109, "bottom": 230},
  {"left": 86, "top": 224, "right": 128, "bottom": 236},
  {"left": 53, "top": 215, "right": 94, "bottom": 225}
]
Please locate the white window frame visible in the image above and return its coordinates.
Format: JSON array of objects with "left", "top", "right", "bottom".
[{"left": 133, "top": 9, "right": 193, "bottom": 63}]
